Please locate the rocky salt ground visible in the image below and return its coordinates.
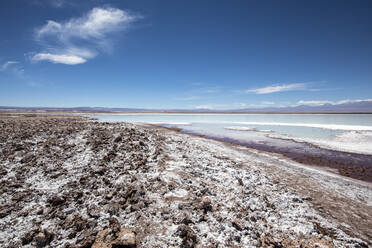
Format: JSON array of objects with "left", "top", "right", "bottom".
[{"left": 0, "top": 114, "right": 371, "bottom": 247}]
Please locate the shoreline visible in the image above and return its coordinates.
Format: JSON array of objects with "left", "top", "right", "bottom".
[
  {"left": 0, "top": 114, "right": 371, "bottom": 247},
  {"left": 2, "top": 110, "right": 372, "bottom": 114},
  {"left": 146, "top": 124, "right": 372, "bottom": 240},
  {"left": 137, "top": 122, "right": 372, "bottom": 243},
  {"left": 150, "top": 124, "right": 372, "bottom": 183}
]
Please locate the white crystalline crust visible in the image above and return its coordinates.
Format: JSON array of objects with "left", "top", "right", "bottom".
[
  {"left": 267, "top": 131, "right": 372, "bottom": 155},
  {"left": 231, "top": 121, "right": 372, "bottom": 131},
  {"left": 0, "top": 115, "right": 370, "bottom": 247}
]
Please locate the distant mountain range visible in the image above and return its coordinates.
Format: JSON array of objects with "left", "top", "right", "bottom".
[
  {"left": 232, "top": 101, "right": 372, "bottom": 113},
  {"left": 1, "top": 100, "right": 372, "bottom": 113}
]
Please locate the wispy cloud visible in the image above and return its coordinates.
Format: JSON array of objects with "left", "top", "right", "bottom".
[
  {"left": 1, "top": 60, "right": 48, "bottom": 87},
  {"left": 195, "top": 105, "right": 214, "bottom": 109},
  {"left": 200, "top": 86, "right": 223, "bottom": 94},
  {"left": 297, "top": 99, "right": 372, "bottom": 106},
  {"left": 194, "top": 103, "right": 246, "bottom": 110},
  {"left": 261, "top": 101, "right": 275, "bottom": 105},
  {"left": 237, "top": 103, "right": 247, "bottom": 108},
  {"left": 297, "top": 100, "right": 333, "bottom": 106},
  {"left": 174, "top": 96, "right": 201, "bottom": 101},
  {"left": 27, "top": 81, "right": 42, "bottom": 87},
  {"left": 32, "top": 53, "right": 88, "bottom": 65},
  {"left": 0, "top": 61, "right": 24, "bottom": 76},
  {"left": 174, "top": 84, "right": 225, "bottom": 102},
  {"left": 1, "top": 61, "right": 18, "bottom": 71},
  {"left": 245, "top": 83, "right": 307, "bottom": 94},
  {"left": 49, "top": 0, "right": 66, "bottom": 8},
  {"left": 31, "top": 7, "right": 141, "bottom": 65},
  {"left": 31, "top": 0, "right": 70, "bottom": 8}
]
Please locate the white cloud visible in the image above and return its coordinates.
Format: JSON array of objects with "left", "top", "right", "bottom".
[
  {"left": 1, "top": 60, "right": 48, "bottom": 86},
  {"left": 33, "top": 7, "right": 140, "bottom": 65},
  {"left": 195, "top": 105, "right": 214, "bottom": 109},
  {"left": 37, "top": 20, "right": 62, "bottom": 37},
  {"left": 297, "top": 100, "right": 333, "bottom": 106},
  {"left": 31, "top": 0, "right": 70, "bottom": 8},
  {"left": 201, "top": 86, "right": 222, "bottom": 94},
  {"left": 261, "top": 101, "right": 275, "bottom": 105},
  {"left": 1, "top": 61, "right": 24, "bottom": 76},
  {"left": 245, "top": 83, "right": 307, "bottom": 94},
  {"left": 1, "top": 61, "right": 18, "bottom": 71},
  {"left": 174, "top": 96, "right": 200, "bottom": 101},
  {"left": 297, "top": 99, "right": 372, "bottom": 106},
  {"left": 36, "top": 7, "right": 137, "bottom": 40},
  {"left": 50, "top": 0, "right": 66, "bottom": 8},
  {"left": 336, "top": 99, "right": 372, "bottom": 104},
  {"left": 194, "top": 104, "right": 234, "bottom": 110},
  {"left": 32, "top": 53, "right": 87, "bottom": 65}
]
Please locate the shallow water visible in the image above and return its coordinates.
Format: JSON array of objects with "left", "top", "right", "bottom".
[
  {"left": 91, "top": 113, "right": 372, "bottom": 155},
  {"left": 89, "top": 113, "right": 372, "bottom": 182}
]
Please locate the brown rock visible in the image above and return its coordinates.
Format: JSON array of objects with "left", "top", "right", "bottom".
[
  {"left": 113, "top": 228, "right": 136, "bottom": 248},
  {"left": 0, "top": 209, "right": 9, "bottom": 218},
  {"left": 106, "top": 192, "right": 114, "bottom": 200},
  {"left": 74, "top": 217, "right": 87, "bottom": 232},
  {"left": 36, "top": 207, "right": 44, "bottom": 215},
  {"left": 177, "top": 225, "right": 197, "bottom": 248},
  {"left": 231, "top": 219, "right": 245, "bottom": 231},
  {"left": 21, "top": 153, "right": 34, "bottom": 163},
  {"left": 48, "top": 195, "right": 65, "bottom": 206},
  {"left": 114, "top": 136, "right": 122, "bottom": 143},
  {"left": 34, "top": 232, "right": 47, "bottom": 247},
  {"left": 78, "top": 230, "right": 98, "bottom": 248},
  {"left": 200, "top": 196, "right": 212, "bottom": 213},
  {"left": 92, "top": 229, "right": 111, "bottom": 248},
  {"left": 108, "top": 217, "right": 121, "bottom": 235},
  {"left": 92, "top": 227, "right": 136, "bottom": 248},
  {"left": 88, "top": 205, "right": 102, "bottom": 218},
  {"left": 34, "top": 229, "right": 53, "bottom": 247},
  {"left": 21, "top": 226, "right": 40, "bottom": 245}
]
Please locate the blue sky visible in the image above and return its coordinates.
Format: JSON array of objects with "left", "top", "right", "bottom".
[{"left": 0, "top": 0, "right": 371, "bottom": 109}]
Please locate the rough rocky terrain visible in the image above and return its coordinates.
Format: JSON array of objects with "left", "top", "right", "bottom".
[{"left": 0, "top": 113, "right": 371, "bottom": 247}]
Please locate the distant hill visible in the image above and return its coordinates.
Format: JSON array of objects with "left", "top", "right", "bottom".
[
  {"left": 1, "top": 100, "right": 372, "bottom": 113},
  {"left": 231, "top": 101, "right": 372, "bottom": 113}
]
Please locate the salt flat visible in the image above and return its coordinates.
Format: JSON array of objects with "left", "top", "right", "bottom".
[{"left": 0, "top": 113, "right": 370, "bottom": 247}]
